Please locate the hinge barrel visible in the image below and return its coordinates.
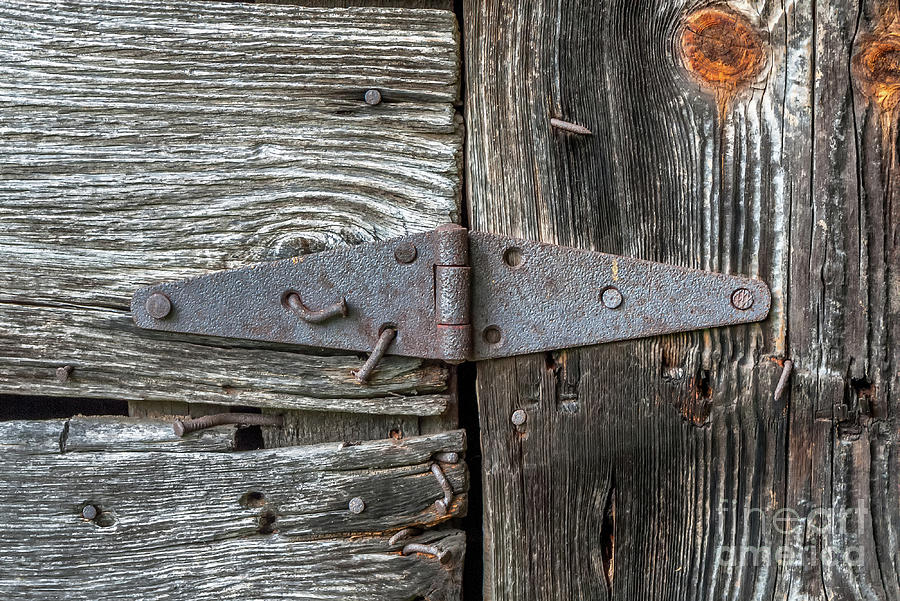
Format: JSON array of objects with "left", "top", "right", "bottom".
[{"left": 434, "top": 224, "right": 472, "bottom": 363}]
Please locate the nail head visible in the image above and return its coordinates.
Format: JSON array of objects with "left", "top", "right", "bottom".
[
  {"left": 56, "top": 365, "right": 73, "bottom": 383},
  {"left": 348, "top": 497, "right": 366, "bottom": 514},
  {"left": 82, "top": 504, "right": 98, "bottom": 520},
  {"left": 511, "top": 409, "right": 527, "bottom": 426},
  {"left": 364, "top": 89, "right": 382, "bottom": 105},
  {"left": 146, "top": 292, "right": 172, "bottom": 319},
  {"left": 394, "top": 243, "right": 418, "bottom": 264}
]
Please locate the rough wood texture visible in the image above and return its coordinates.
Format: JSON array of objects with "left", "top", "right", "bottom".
[
  {"left": 0, "top": 418, "right": 467, "bottom": 600},
  {"left": 466, "top": 0, "right": 898, "bottom": 599},
  {"left": 0, "top": 0, "right": 462, "bottom": 417}
]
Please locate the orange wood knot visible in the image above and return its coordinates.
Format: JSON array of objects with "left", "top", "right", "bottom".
[
  {"left": 853, "top": 34, "right": 900, "bottom": 111},
  {"left": 679, "top": 7, "right": 767, "bottom": 95}
]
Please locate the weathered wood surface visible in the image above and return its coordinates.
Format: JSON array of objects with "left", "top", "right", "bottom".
[
  {"left": 0, "top": 0, "right": 462, "bottom": 417},
  {"left": 0, "top": 418, "right": 467, "bottom": 599},
  {"left": 466, "top": 0, "right": 898, "bottom": 599}
]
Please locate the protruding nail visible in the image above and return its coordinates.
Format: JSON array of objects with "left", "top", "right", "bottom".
[
  {"left": 56, "top": 365, "right": 74, "bottom": 383},
  {"left": 354, "top": 328, "right": 397, "bottom": 384},
  {"left": 364, "top": 89, "right": 382, "bottom": 105},
  {"left": 774, "top": 359, "right": 793, "bottom": 401},
  {"left": 146, "top": 292, "right": 172, "bottom": 319},
  {"left": 550, "top": 118, "right": 592, "bottom": 135},
  {"left": 173, "top": 413, "right": 284, "bottom": 437},
  {"left": 402, "top": 543, "right": 451, "bottom": 564},
  {"left": 432, "top": 451, "right": 459, "bottom": 464},
  {"left": 286, "top": 293, "right": 347, "bottom": 324},
  {"left": 348, "top": 497, "right": 366, "bottom": 514},
  {"left": 431, "top": 463, "right": 454, "bottom": 510},
  {"left": 511, "top": 409, "right": 527, "bottom": 427},
  {"left": 389, "top": 527, "right": 421, "bottom": 546}
]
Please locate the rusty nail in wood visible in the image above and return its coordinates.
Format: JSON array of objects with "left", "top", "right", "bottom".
[
  {"left": 56, "top": 365, "right": 74, "bottom": 383},
  {"left": 402, "top": 543, "right": 451, "bottom": 564},
  {"left": 432, "top": 451, "right": 459, "bottom": 464},
  {"left": 348, "top": 497, "right": 366, "bottom": 514},
  {"left": 354, "top": 327, "right": 397, "bottom": 384},
  {"left": 364, "top": 89, "right": 382, "bottom": 105},
  {"left": 146, "top": 292, "right": 172, "bottom": 319},
  {"left": 82, "top": 504, "right": 98, "bottom": 520},
  {"left": 511, "top": 409, "right": 527, "bottom": 426},
  {"left": 173, "top": 413, "right": 284, "bottom": 437},
  {"left": 393, "top": 243, "right": 418, "bottom": 264},
  {"left": 773, "top": 360, "right": 793, "bottom": 401},
  {"left": 286, "top": 292, "right": 347, "bottom": 324},
  {"left": 431, "top": 463, "right": 454, "bottom": 508},
  {"left": 550, "top": 118, "right": 592, "bottom": 135},
  {"left": 389, "top": 527, "right": 421, "bottom": 546}
]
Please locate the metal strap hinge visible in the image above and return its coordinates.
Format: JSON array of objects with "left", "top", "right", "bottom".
[{"left": 132, "top": 224, "right": 771, "bottom": 380}]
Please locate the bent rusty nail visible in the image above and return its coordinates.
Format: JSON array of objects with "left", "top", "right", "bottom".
[
  {"left": 174, "top": 413, "right": 284, "bottom": 437},
  {"left": 286, "top": 292, "right": 347, "bottom": 324},
  {"left": 431, "top": 462, "right": 454, "bottom": 508},
  {"left": 388, "top": 527, "right": 421, "bottom": 546},
  {"left": 402, "top": 543, "right": 451, "bottom": 564},
  {"left": 550, "top": 118, "right": 592, "bottom": 135},
  {"left": 354, "top": 327, "right": 397, "bottom": 384},
  {"left": 432, "top": 451, "right": 459, "bottom": 464},
  {"left": 773, "top": 360, "right": 793, "bottom": 401}
]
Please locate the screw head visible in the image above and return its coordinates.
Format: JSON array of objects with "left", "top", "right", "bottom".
[
  {"left": 511, "top": 409, "right": 527, "bottom": 427},
  {"left": 146, "top": 292, "right": 172, "bottom": 319},
  {"left": 56, "top": 365, "right": 73, "bottom": 383},
  {"left": 731, "top": 288, "right": 754, "bottom": 310},
  {"left": 601, "top": 286, "right": 623, "bottom": 309},
  {"left": 348, "top": 497, "right": 366, "bottom": 514},
  {"left": 393, "top": 243, "right": 418, "bottom": 264},
  {"left": 82, "top": 504, "right": 98, "bottom": 520},
  {"left": 364, "top": 89, "right": 382, "bottom": 105}
]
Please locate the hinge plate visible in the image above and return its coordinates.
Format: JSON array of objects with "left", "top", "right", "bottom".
[{"left": 132, "top": 225, "right": 770, "bottom": 362}]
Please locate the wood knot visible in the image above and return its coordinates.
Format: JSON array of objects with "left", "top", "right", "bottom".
[
  {"left": 853, "top": 34, "right": 900, "bottom": 111},
  {"left": 679, "top": 7, "right": 766, "bottom": 95}
]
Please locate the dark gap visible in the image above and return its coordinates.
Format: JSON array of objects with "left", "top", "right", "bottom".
[
  {"left": 234, "top": 425, "right": 266, "bottom": 451},
  {"left": 239, "top": 491, "right": 267, "bottom": 508},
  {"left": 0, "top": 394, "right": 128, "bottom": 420},
  {"left": 457, "top": 361, "right": 482, "bottom": 601}
]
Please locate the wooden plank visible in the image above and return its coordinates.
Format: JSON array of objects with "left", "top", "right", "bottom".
[
  {"left": 0, "top": 418, "right": 467, "bottom": 599},
  {"left": 0, "top": 0, "right": 462, "bottom": 416},
  {"left": 465, "top": 0, "right": 898, "bottom": 599}
]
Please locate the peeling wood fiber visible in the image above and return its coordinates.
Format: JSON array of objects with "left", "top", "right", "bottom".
[{"left": 0, "top": 0, "right": 462, "bottom": 414}]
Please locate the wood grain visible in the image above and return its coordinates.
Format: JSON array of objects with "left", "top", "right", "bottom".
[
  {"left": 0, "top": 0, "right": 462, "bottom": 417},
  {"left": 465, "top": 0, "right": 898, "bottom": 599},
  {"left": 0, "top": 418, "right": 467, "bottom": 600}
]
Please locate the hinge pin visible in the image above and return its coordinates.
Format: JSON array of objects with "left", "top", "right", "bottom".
[
  {"left": 286, "top": 292, "right": 347, "bottom": 324},
  {"left": 354, "top": 327, "right": 397, "bottom": 384}
]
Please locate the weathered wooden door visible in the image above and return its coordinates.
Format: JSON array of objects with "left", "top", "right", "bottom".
[{"left": 465, "top": 0, "right": 899, "bottom": 599}]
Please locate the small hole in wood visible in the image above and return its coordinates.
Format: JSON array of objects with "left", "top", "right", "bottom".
[
  {"left": 239, "top": 491, "right": 267, "bottom": 509},
  {"left": 502, "top": 247, "right": 524, "bottom": 268},
  {"left": 483, "top": 326, "right": 502, "bottom": 345},
  {"left": 234, "top": 425, "right": 265, "bottom": 451}
]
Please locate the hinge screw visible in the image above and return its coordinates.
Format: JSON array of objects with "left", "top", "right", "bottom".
[
  {"left": 146, "top": 292, "right": 172, "bottom": 319},
  {"left": 511, "top": 409, "right": 527, "bottom": 427},
  {"left": 731, "top": 288, "right": 754, "bottom": 310},
  {"left": 348, "top": 497, "right": 366, "bottom": 514},
  {"left": 393, "top": 243, "right": 418, "bottom": 264},
  {"left": 601, "top": 286, "right": 623, "bottom": 309},
  {"left": 364, "top": 89, "right": 382, "bottom": 105}
]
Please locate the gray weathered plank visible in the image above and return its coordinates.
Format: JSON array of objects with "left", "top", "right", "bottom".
[
  {"left": 0, "top": 418, "right": 467, "bottom": 599},
  {"left": 0, "top": 0, "right": 462, "bottom": 416}
]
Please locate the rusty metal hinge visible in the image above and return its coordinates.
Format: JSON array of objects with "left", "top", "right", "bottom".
[{"left": 132, "top": 224, "right": 770, "bottom": 379}]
